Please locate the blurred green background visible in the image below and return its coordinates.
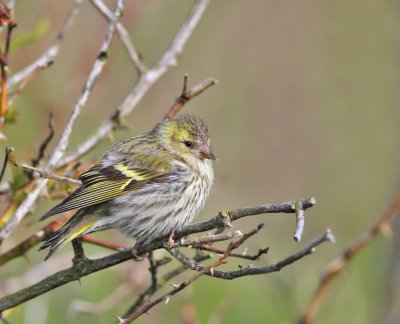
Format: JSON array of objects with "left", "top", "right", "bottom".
[{"left": 1, "top": 0, "right": 400, "bottom": 323}]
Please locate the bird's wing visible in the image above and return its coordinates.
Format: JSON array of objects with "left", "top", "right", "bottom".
[{"left": 40, "top": 161, "right": 168, "bottom": 220}]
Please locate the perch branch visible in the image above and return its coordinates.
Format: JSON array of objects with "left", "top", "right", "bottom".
[
  {"left": 0, "top": 197, "right": 319, "bottom": 312},
  {"left": 0, "top": 0, "right": 124, "bottom": 242},
  {"left": 298, "top": 192, "right": 400, "bottom": 324},
  {"left": 57, "top": 0, "right": 212, "bottom": 168}
]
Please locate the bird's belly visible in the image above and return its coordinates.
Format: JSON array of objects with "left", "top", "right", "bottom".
[{"left": 92, "top": 175, "right": 210, "bottom": 242}]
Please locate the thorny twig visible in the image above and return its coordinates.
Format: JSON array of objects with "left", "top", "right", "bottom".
[
  {"left": 298, "top": 192, "right": 400, "bottom": 324},
  {"left": 0, "top": 0, "right": 124, "bottom": 242}
]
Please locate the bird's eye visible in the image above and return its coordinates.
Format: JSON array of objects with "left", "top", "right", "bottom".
[{"left": 183, "top": 140, "right": 193, "bottom": 148}]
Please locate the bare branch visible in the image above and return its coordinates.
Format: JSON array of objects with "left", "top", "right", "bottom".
[
  {"left": 178, "top": 230, "right": 243, "bottom": 247},
  {"left": 57, "top": 0, "right": 212, "bottom": 168},
  {"left": 0, "top": 0, "right": 124, "bottom": 242},
  {"left": 12, "top": 161, "right": 81, "bottom": 185},
  {"left": 31, "top": 112, "right": 55, "bottom": 167},
  {"left": 0, "top": 146, "right": 12, "bottom": 183},
  {"left": 89, "top": 0, "right": 146, "bottom": 74},
  {"left": 163, "top": 75, "right": 218, "bottom": 120},
  {"left": 0, "top": 197, "right": 319, "bottom": 312},
  {"left": 195, "top": 244, "right": 269, "bottom": 261},
  {"left": 121, "top": 225, "right": 263, "bottom": 322},
  {"left": 81, "top": 235, "right": 127, "bottom": 251},
  {"left": 298, "top": 193, "right": 400, "bottom": 324},
  {"left": 8, "top": 0, "right": 82, "bottom": 88},
  {"left": 169, "top": 230, "right": 334, "bottom": 280}
]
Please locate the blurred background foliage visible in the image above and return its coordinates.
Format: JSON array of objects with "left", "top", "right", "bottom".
[{"left": 0, "top": 0, "right": 399, "bottom": 323}]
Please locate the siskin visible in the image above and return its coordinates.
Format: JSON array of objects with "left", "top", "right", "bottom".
[{"left": 40, "top": 114, "right": 215, "bottom": 260}]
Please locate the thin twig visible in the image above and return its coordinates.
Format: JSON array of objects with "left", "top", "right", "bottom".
[
  {"left": 298, "top": 193, "right": 400, "bottom": 324},
  {"left": 163, "top": 75, "right": 218, "bottom": 120},
  {"left": 0, "top": 3, "right": 16, "bottom": 132},
  {"left": 81, "top": 235, "right": 126, "bottom": 251},
  {"left": 169, "top": 230, "right": 335, "bottom": 280},
  {"left": 0, "top": 0, "right": 124, "bottom": 242},
  {"left": 0, "top": 217, "right": 67, "bottom": 266},
  {"left": 0, "top": 146, "right": 12, "bottom": 183},
  {"left": 196, "top": 244, "right": 269, "bottom": 261},
  {"left": 89, "top": 0, "right": 146, "bottom": 74},
  {"left": 7, "top": 0, "right": 82, "bottom": 88},
  {"left": 12, "top": 161, "right": 81, "bottom": 185},
  {"left": 31, "top": 113, "right": 55, "bottom": 167},
  {"left": 122, "top": 253, "right": 209, "bottom": 317},
  {"left": 178, "top": 230, "right": 243, "bottom": 247},
  {"left": 121, "top": 225, "right": 263, "bottom": 322},
  {"left": 57, "top": 0, "right": 212, "bottom": 168},
  {"left": 8, "top": 61, "right": 54, "bottom": 108}
]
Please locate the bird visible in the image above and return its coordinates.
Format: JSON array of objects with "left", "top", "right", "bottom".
[{"left": 39, "top": 114, "right": 215, "bottom": 260}]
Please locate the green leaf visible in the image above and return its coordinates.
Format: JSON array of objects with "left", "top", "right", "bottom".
[{"left": 11, "top": 18, "right": 50, "bottom": 53}]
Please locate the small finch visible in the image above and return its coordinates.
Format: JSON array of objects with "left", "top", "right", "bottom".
[{"left": 40, "top": 114, "right": 215, "bottom": 260}]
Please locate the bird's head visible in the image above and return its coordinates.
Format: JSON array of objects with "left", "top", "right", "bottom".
[{"left": 155, "top": 114, "right": 216, "bottom": 163}]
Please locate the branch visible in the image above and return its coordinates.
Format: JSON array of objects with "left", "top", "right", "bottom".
[
  {"left": 121, "top": 225, "right": 264, "bottom": 322},
  {"left": 178, "top": 230, "right": 243, "bottom": 246},
  {"left": 195, "top": 244, "right": 269, "bottom": 261},
  {"left": 298, "top": 192, "right": 400, "bottom": 324},
  {"left": 168, "top": 230, "right": 335, "bottom": 280},
  {"left": 7, "top": 0, "right": 81, "bottom": 88},
  {"left": 0, "top": 0, "right": 124, "bottom": 242},
  {"left": 163, "top": 75, "right": 218, "bottom": 120},
  {"left": 57, "top": 0, "right": 212, "bottom": 168},
  {"left": 89, "top": 0, "right": 146, "bottom": 75},
  {"left": 0, "top": 146, "right": 12, "bottom": 183},
  {"left": 31, "top": 112, "right": 55, "bottom": 167},
  {"left": 0, "top": 2, "right": 16, "bottom": 132},
  {"left": 0, "top": 197, "right": 318, "bottom": 312},
  {"left": 12, "top": 161, "right": 81, "bottom": 185}
]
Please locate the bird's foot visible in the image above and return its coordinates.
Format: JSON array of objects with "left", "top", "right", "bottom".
[
  {"left": 130, "top": 241, "right": 145, "bottom": 260},
  {"left": 167, "top": 231, "right": 175, "bottom": 247}
]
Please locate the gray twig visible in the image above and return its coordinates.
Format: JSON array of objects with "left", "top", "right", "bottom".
[
  {"left": 89, "top": 0, "right": 146, "bottom": 74},
  {"left": 12, "top": 161, "right": 81, "bottom": 185},
  {"left": 58, "top": 0, "right": 211, "bottom": 168},
  {"left": 0, "top": 0, "right": 125, "bottom": 242},
  {"left": 0, "top": 197, "right": 320, "bottom": 312},
  {"left": 8, "top": 0, "right": 82, "bottom": 88}
]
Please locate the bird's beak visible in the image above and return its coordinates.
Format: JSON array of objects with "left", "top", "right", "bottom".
[{"left": 199, "top": 145, "right": 216, "bottom": 160}]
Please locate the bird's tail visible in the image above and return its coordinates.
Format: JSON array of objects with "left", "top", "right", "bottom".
[{"left": 39, "top": 211, "right": 94, "bottom": 260}]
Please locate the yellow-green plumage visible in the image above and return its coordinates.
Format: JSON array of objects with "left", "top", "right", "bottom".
[{"left": 40, "top": 114, "right": 215, "bottom": 260}]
